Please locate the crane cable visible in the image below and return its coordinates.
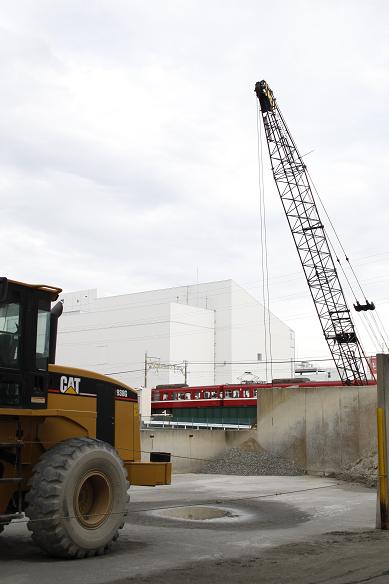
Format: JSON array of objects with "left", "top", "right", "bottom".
[
  {"left": 326, "top": 233, "right": 383, "bottom": 352},
  {"left": 306, "top": 169, "right": 389, "bottom": 353},
  {"left": 259, "top": 105, "right": 274, "bottom": 379},
  {"left": 256, "top": 101, "right": 273, "bottom": 381},
  {"left": 307, "top": 170, "right": 367, "bottom": 299}
]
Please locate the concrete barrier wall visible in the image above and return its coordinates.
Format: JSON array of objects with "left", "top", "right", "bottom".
[
  {"left": 256, "top": 385, "right": 377, "bottom": 474},
  {"left": 141, "top": 429, "right": 256, "bottom": 473}
]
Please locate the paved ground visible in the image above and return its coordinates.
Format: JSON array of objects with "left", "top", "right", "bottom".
[{"left": 1, "top": 474, "right": 388, "bottom": 584}]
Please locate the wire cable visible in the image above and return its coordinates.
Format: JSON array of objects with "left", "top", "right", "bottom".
[
  {"left": 4, "top": 482, "right": 343, "bottom": 528},
  {"left": 256, "top": 102, "right": 269, "bottom": 380},
  {"left": 258, "top": 103, "right": 274, "bottom": 380}
]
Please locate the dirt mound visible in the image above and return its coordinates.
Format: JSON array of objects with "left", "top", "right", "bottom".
[
  {"left": 201, "top": 446, "right": 305, "bottom": 476},
  {"left": 332, "top": 452, "right": 378, "bottom": 487}
]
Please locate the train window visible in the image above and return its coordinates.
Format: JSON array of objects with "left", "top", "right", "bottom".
[
  {"left": 204, "top": 391, "right": 210, "bottom": 399},
  {"left": 225, "top": 390, "right": 232, "bottom": 398},
  {"left": 185, "top": 392, "right": 191, "bottom": 400},
  {"left": 243, "top": 389, "right": 250, "bottom": 398},
  {"left": 178, "top": 392, "right": 185, "bottom": 400},
  {"left": 162, "top": 393, "right": 169, "bottom": 400},
  {"left": 172, "top": 392, "right": 177, "bottom": 400},
  {"left": 194, "top": 392, "right": 201, "bottom": 399},
  {"left": 211, "top": 391, "right": 217, "bottom": 398},
  {"left": 253, "top": 389, "right": 258, "bottom": 397},
  {"left": 233, "top": 390, "right": 240, "bottom": 398},
  {"left": 219, "top": 391, "right": 224, "bottom": 398}
]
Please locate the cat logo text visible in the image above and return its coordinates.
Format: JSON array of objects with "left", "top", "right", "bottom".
[{"left": 60, "top": 376, "right": 81, "bottom": 395}]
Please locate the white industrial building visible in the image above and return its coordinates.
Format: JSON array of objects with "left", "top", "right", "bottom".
[{"left": 56, "top": 280, "right": 295, "bottom": 413}]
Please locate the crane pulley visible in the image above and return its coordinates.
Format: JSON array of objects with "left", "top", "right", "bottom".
[{"left": 254, "top": 80, "right": 374, "bottom": 385}]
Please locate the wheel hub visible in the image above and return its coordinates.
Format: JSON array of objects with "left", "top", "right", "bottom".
[{"left": 74, "top": 470, "right": 113, "bottom": 528}]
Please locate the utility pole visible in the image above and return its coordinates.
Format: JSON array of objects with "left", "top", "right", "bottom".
[
  {"left": 144, "top": 351, "right": 148, "bottom": 388},
  {"left": 376, "top": 354, "right": 389, "bottom": 529},
  {"left": 184, "top": 360, "right": 188, "bottom": 384}
]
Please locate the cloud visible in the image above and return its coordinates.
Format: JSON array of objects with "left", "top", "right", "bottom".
[{"left": 0, "top": 0, "right": 388, "bottom": 359}]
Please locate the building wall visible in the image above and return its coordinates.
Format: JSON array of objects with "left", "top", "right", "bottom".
[
  {"left": 230, "top": 281, "right": 295, "bottom": 382},
  {"left": 256, "top": 385, "right": 377, "bottom": 474},
  {"left": 56, "top": 280, "right": 295, "bottom": 401},
  {"left": 169, "top": 303, "right": 215, "bottom": 386},
  {"left": 57, "top": 300, "right": 214, "bottom": 418}
]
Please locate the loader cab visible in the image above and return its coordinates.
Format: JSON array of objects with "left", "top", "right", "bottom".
[{"left": 0, "top": 278, "right": 62, "bottom": 409}]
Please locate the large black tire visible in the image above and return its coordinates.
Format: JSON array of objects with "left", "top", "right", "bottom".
[{"left": 25, "top": 437, "right": 129, "bottom": 559}]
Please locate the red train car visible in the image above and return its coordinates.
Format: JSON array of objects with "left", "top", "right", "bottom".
[{"left": 150, "top": 379, "right": 376, "bottom": 428}]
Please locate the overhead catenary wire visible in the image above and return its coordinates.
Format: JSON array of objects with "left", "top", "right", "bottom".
[{"left": 104, "top": 354, "right": 378, "bottom": 378}]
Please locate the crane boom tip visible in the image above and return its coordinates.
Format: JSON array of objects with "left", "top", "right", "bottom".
[{"left": 255, "top": 80, "right": 275, "bottom": 112}]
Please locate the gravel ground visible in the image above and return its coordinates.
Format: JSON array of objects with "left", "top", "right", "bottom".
[
  {"left": 201, "top": 446, "right": 305, "bottom": 476},
  {"left": 331, "top": 452, "right": 378, "bottom": 487},
  {"left": 200, "top": 439, "right": 377, "bottom": 484},
  {"left": 121, "top": 530, "right": 389, "bottom": 584}
]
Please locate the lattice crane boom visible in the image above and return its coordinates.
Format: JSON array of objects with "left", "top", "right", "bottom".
[{"left": 255, "top": 80, "right": 371, "bottom": 385}]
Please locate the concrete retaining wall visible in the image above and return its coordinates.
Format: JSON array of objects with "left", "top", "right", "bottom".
[
  {"left": 141, "top": 429, "right": 256, "bottom": 473},
  {"left": 256, "top": 385, "right": 377, "bottom": 474}
]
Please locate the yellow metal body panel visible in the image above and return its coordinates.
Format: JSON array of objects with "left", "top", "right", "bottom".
[
  {"left": 115, "top": 400, "right": 141, "bottom": 463},
  {"left": 126, "top": 461, "right": 172, "bottom": 486},
  {"left": 0, "top": 279, "right": 171, "bottom": 521},
  {"left": 0, "top": 369, "right": 170, "bottom": 517},
  {"left": 49, "top": 363, "right": 136, "bottom": 393},
  {"left": 8, "top": 279, "right": 62, "bottom": 299}
]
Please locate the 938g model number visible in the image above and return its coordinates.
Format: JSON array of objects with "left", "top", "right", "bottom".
[{"left": 116, "top": 388, "right": 128, "bottom": 398}]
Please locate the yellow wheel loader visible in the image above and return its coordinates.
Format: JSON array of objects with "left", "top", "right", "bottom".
[{"left": 0, "top": 278, "right": 171, "bottom": 558}]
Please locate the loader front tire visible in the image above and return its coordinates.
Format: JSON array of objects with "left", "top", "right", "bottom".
[{"left": 26, "top": 437, "right": 129, "bottom": 558}]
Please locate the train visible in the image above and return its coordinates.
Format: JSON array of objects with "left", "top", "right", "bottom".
[
  {"left": 151, "top": 378, "right": 316, "bottom": 429},
  {"left": 149, "top": 379, "right": 356, "bottom": 428}
]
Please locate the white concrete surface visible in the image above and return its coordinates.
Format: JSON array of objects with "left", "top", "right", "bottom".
[
  {"left": 141, "top": 428, "right": 256, "bottom": 472},
  {"left": 257, "top": 385, "right": 377, "bottom": 473},
  {"left": 0, "top": 474, "right": 376, "bottom": 584},
  {"left": 55, "top": 280, "right": 295, "bottom": 407}
]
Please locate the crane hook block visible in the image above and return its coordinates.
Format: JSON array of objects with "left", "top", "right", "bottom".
[
  {"left": 353, "top": 300, "right": 376, "bottom": 312},
  {"left": 255, "top": 80, "right": 275, "bottom": 112}
]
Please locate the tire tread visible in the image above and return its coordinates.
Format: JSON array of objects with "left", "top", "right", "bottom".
[{"left": 26, "top": 437, "right": 129, "bottom": 559}]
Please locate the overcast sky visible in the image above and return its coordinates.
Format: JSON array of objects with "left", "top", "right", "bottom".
[{"left": 1, "top": 0, "right": 388, "bottom": 362}]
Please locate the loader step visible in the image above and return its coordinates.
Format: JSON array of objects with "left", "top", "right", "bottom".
[
  {"left": 0, "top": 477, "right": 23, "bottom": 483},
  {"left": 0, "top": 512, "right": 24, "bottom": 523},
  {"left": 0, "top": 443, "right": 22, "bottom": 448}
]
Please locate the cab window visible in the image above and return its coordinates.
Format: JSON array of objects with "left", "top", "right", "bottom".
[
  {"left": 0, "top": 302, "right": 20, "bottom": 369},
  {"left": 36, "top": 309, "right": 51, "bottom": 370}
]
